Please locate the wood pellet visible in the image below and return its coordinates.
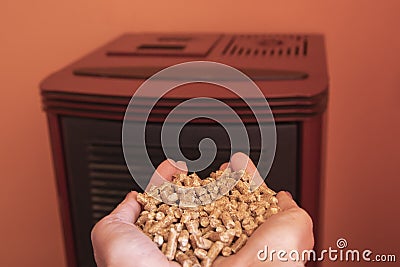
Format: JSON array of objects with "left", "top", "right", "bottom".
[{"left": 135, "top": 168, "right": 280, "bottom": 266}]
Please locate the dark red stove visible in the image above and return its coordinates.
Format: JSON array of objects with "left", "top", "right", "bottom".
[{"left": 41, "top": 33, "right": 328, "bottom": 267}]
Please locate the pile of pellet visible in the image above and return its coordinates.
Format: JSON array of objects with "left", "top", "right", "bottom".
[{"left": 136, "top": 169, "right": 280, "bottom": 267}]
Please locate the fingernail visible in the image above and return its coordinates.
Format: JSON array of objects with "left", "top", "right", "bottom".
[
  {"left": 285, "top": 191, "right": 293, "bottom": 199},
  {"left": 167, "top": 159, "right": 177, "bottom": 165},
  {"left": 175, "top": 161, "right": 187, "bottom": 171}
]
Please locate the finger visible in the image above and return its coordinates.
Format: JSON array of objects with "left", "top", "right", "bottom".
[
  {"left": 110, "top": 191, "right": 142, "bottom": 223},
  {"left": 230, "top": 152, "right": 255, "bottom": 173},
  {"left": 276, "top": 191, "right": 299, "bottom": 211},
  {"left": 230, "top": 152, "right": 265, "bottom": 188},
  {"left": 175, "top": 160, "right": 189, "bottom": 173},
  {"left": 219, "top": 162, "right": 229, "bottom": 170},
  {"left": 146, "top": 159, "right": 188, "bottom": 190}
]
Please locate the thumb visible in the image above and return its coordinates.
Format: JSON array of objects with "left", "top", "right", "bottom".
[
  {"left": 110, "top": 191, "right": 142, "bottom": 223},
  {"left": 276, "top": 191, "right": 299, "bottom": 211}
]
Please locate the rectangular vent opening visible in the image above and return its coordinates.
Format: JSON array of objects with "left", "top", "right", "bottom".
[
  {"left": 137, "top": 44, "right": 185, "bottom": 50},
  {"left": 303, "top": 39, "right": 308, "bottom": 56},
  {"left": 221, "top": 35, "right": 308, "bottom": 57}
]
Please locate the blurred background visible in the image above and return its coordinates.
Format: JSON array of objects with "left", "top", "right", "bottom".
[{"left": 1, "top": 0, "right": 399, "bottom": 266}]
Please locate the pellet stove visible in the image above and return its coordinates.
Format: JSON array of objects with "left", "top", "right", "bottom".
[{"left": 41, "top": 33, "right": 328, "bottom": 267}]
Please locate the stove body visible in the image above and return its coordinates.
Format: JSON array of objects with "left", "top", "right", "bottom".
[{"left": 41, "top": 33, "right": 328, "bottom": 267}]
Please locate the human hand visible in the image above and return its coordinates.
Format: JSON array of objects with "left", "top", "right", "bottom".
[
  {"left": 91, "top": 153, "right": 314, "bottom": 267},
  {"left": 91, "top": 159, "right": 188, "bottom": 267},
  {"left": 214, "top": 152, "right": 314, "bottom": 267}
]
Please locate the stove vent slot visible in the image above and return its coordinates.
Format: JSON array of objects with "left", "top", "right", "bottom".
[
  {"left": 88, "top": 143, "right": 137, "bottom": 223},
  {"left": 222, "top": 35, "right": 308, "bottom": 57}
]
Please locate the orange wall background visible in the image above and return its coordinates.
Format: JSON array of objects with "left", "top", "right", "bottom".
[{"left": 1, "top": 1, "right": 399, "bottom": 266}]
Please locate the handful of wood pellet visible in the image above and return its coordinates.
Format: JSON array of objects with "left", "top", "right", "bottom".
[{"left": 136, "top": 169, "right": 280, "bottom": 267}]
